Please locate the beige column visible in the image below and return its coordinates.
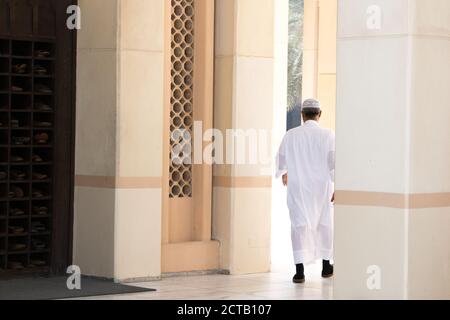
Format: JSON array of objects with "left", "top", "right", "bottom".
[
  {"left": 334, "top": 0, "right": 450, "bottom": 299},
  {"left": 114, "top": 0, "right": 164, "bottom": 282},
  {"left": 405, "top": 0, "right": 450, "bottom": 299},
  {"left": 213, "top": 0, "right": 285, "bottom": 274},
  {"left": 73, "top": 0, "right": 119, "bottom": 279},
  {"left": 74, "top": 0, "right": 165, "bottom": 282}
]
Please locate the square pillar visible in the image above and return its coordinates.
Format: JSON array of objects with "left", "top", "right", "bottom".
[
  {"left": 74, "top": 0, "right": 164, "bottom": 282},
  {"left": 335, "top": 0, "right": 450, "bottom": 299},
  {"left": 213, "top": 0, "right": 287, "bottom": 274}
]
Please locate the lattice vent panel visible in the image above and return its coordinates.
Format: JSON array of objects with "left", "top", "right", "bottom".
[{"left": 169, "top": 0, "right": 194, "bottom": 198}]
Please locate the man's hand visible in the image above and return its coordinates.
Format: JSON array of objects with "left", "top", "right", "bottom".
[{"left": 282, "top": 174, "right": 288, "bottom": 187}]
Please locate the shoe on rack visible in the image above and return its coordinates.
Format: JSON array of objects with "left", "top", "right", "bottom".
[
  {"left": 10, "top": 208, "right": 25, "bottom": 216},
  {"left": 12, "top": 136, "right": 31, "bottom": 145},
  {"left": 29, "top": 260, "right": 47, "bottom": 267},
  {"left": 33, "top": 65, "right": 48, "bottom": 75},
  {"left": 34, "top": 84, "right": 52, "bottom": 94},
  {"left": 34, "top": 102, "right": 52, "bottom": 111},
  {"left": 32, "top": 239, "right": 46, "bottom": 250},
  {"left": 33, "top": 121, "right": 52, "bottom": 127},
  {"left": 8, "top": 261, "right": 25, "bottom": 270},
  {"left": 32, "top": 188, "right": 45, "bottom": 198},
  {"left": 34, "top": 133, "right": 49, "bottom": 144},
  {"left": 8, "top": 186, "right": 25, "bottom": 199},
  {"left": 9, "top": 243, "right": 27, "bottom": 251},
  {"left": 11, "top": 155, "right": 25, "bottom": 163},
  {"left": 32, "top": 172, "right": 48, "bottom": 180},
  {"left": 11, "top": 170, "right": 27, "bottom": 180},
  {"left": 35, "top": 50, "right": 51, "bottom": 58},
  {"left": 8, "top": 226, "right": 25, "bottom": 234},
  {"left": 11, "top": 85, "right": 24, "bottom": 92},
  {"left": 12, "top": 64, "right": 27, "bottom": 74},
  {"left": 11, "top": 119, "right": 20, "bottom": 128},
  {"left": 33, "top": 206, "right": 48, "bottom": 215},
  {"left": 32, "top": 154, "right": 43, "bottom": 162}
]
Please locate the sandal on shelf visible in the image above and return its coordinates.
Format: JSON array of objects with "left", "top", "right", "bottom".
[
  {"left": 0, "top": 171, "right": 7, "bottom": 180},
  {"left": 11, "top": 170, "right": 26, "bottom": 180},
  {"left": 10, "top": 208, "right": 25, "bottom": 216},
  {"left": 34, "top": 84, "right": 52, "bottom": 93},
  {"left": 9, "top": 186, "right": 25, "bottom": 199},
  {"left": 34, "top": 133, "right": 49, "bottom": 144},
  {"left": 33, "top": 206, "right": 48, "bottom": 215},
  {"left": 35, "top": 50, "right": 51, "bottom": 58},
  {"left": 12, "top": 64, "right": 27, "bottom": 74},
  {"left": 12, "top": 136, "right": 31, "bottom": 145},
  {"left": 32, "top": 172, "right": 48, "bottom": 180},
  {"left": 30, "top": 260, "right": 46, "bottom": 267},
  {"left": 8, "top": 226, "right": 25, "bottom": 235},
  {"left": 31, "top": 221, "right": 46, "bottom": 233},
  {"left": 32, "top": 239, "right": 46, "bottom": 250},
  {"left": 34, "top": 102, "right": 52, "bottom": 111},
  {"left": 32, "top": 188, "right": 45, "bottom": 198},
  {"left": 32, "top": 154, "right": 43, "bottom": 162},
  {"left": 33, "top": 65, "right": 48, "bottom": 75},
  {"left": 9, "top": 243, "right": 27, "bottom": 251},
  {"left": 33, "top": 121, "right": 52, "bottom": 127},
  {"left": 11, "top": 119, "right": 20, "bottom": 128},
  {"left": 11, "top": 155, "right": 25, "bottom": 163},
  {"left": 11, "top": 85, "right": 24, "bottom": 92}
]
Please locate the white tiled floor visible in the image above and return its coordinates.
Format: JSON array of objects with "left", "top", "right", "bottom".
[
  {"left": 79, "top": 183, "right": 333, "bottom": 300},
  {"left": 79, "top": 263, "right": 333, "bottom": 300}
]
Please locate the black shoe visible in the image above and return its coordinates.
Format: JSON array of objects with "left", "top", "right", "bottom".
[
  {"left": 322, "top": 260, "right": 334, "bottom": 278},
  {"left": 293, "top": 273, "right": 305, "bottom": 284},
  {"left": 293, "top": 263, "right": 305, "bottom": 283}
]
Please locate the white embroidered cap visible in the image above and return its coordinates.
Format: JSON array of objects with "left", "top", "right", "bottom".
[{"left": 302, "top": 99, "right": 321, "bottom": 110}]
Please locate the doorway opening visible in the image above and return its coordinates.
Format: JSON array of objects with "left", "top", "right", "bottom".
[{"left": 271, "top": 0, "right": 337, "bottom": 280}]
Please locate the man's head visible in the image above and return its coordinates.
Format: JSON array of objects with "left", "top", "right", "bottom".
[{"left": 301, "top": 99, "right": 322, "bottom": 122}]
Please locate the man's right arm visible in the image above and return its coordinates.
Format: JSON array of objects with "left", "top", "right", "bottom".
[{"left": 275, "top": 134, "right": 288, "bottom": 179}]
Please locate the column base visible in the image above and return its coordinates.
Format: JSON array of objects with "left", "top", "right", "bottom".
[{"left": 162, "top": 241, "right": 220, "bottom": 273}]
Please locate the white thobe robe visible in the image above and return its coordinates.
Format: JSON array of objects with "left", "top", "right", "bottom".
[{"left": 276, "top": 120, "right": 335, "bottom": 265}]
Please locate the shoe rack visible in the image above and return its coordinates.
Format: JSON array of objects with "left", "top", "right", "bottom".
[{"left": 0, "top": 38, "right": 54, "bottom": 273}]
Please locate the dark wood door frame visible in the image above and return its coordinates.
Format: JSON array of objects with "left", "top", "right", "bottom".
[{"left": 52, "top": 0, "right": 77, "bottom": 275}]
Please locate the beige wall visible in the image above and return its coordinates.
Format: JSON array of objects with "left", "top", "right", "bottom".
[
  {"left": 74, "top": 0, "right": 164, "bottom": 282},
  {"left": 335, "top": 0, "right": 450, "bottom": 299}
]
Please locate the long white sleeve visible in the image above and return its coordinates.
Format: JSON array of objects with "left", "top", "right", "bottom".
[{"left": 275, "top": 135, "right": 288, "bottom": 178}]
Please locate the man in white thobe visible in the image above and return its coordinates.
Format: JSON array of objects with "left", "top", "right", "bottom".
[{"left": 276, "top": 99, "right": 335, "bottom": 284}]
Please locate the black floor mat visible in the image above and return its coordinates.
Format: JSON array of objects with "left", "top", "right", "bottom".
[{"left": 0, "top": 276, "right": 155, "bottom": 300}]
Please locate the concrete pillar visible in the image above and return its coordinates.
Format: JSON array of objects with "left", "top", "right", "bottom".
[
  {"left": 74, "top": 0, "right": 119, "bottom": 279},
  {"left": 213, "top": 0, "right": 287, "bottom": 274},
  {"left": 335, "top": 0, "right": 450, "bottom": 299},
  {"left": 74, "top": 0, "right": 164, "bottom": 282}
]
